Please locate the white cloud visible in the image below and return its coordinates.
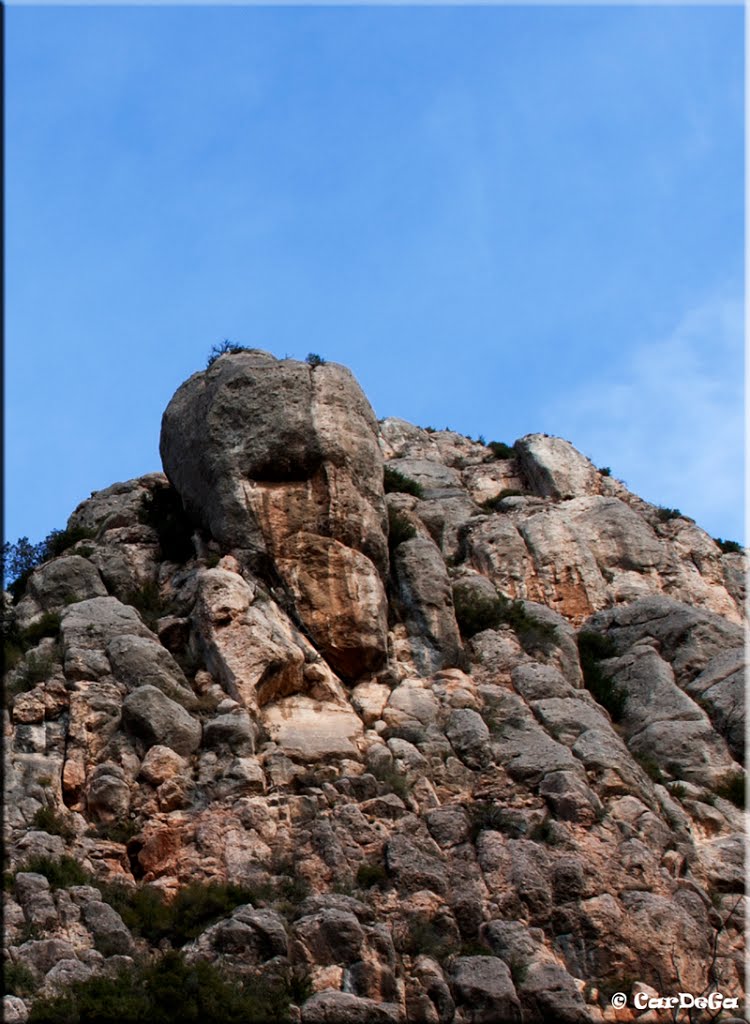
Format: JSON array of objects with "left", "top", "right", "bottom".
[{"left": 550, "top": 290, "right": 744, "bottom": 541}]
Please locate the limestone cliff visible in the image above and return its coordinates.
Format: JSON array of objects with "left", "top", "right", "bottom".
[{"left": 3, "top": 352, "right": 746, "bottom": 1024}]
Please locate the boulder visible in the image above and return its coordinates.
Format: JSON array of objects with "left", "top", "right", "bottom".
[
  {"left": 122, "top": 685, "right": 201, "bottom": 756},
  {"left": 449, "top": 956, "right": 522, "bottom": 1024},
  {"left": 160, "top": 352, "right": 389, "bottom": 676}
]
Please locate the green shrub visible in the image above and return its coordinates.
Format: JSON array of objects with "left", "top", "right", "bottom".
[
  {"left": 714, "top": 772, "right": 745, "bottom": 809},
  {"left": 4, "top": 962, "right": 36, "bottom": 997},
  {"left": 3, "top": 635, "right": 24, "bottom": 674},
  {"left": 7, "top": 652, "right": 57, "bottom": 701},
  {"left": 598, "top": 466, "right": 611, "bottom": 477},
  {"left": 45, "top": 526, "right": 98, "bottom": 559},
  {"left": 3, "top": 528, "right": 96, "bottom": 601},
  {"left": 27, "top": 951, "right": 296, "bottom": 1024},
  {"left": 305, "top": 353, "right": 326, "bottom": 367},
  {"left": 656, "top": 506, "right": 682, "bottom": 522},
  {"left": 21, "top": 612, "right": 61, "bottom": 648},
  {"left": 577, "top": 631, "right": 626, "bottom": 722},
  {"left": 453, "top": 588, "right": 557, "bottom": 655},
  {"left": 372, "top": 763, "right": 410, "bottom": 802},
  {"left": 206, "top": 340, "right": 250, "bottom": 368},
  {"left": 92, "top": 819, "right": 141, "bottom": 845},
  {"left": 140, "top": 486, "right": 194, "bottom": 564},
  {"left": 126, "top": 580, "right": 164, "bottom": 631},
  {"left": 99, "top": 880, "right": 257, "bottom": 947},
  {"left": 356, "top": 863, "right": 388, "bottom": 890},
  {"left": 31, "top": 807, "right": 75, "bottom": 841},
  {"left": 487, "top": 441, "right": 515, "bottom": 460},
  {"left": 19, "top": 855, "right": 90, "bottom": 889},
  {"left": 383, "top": 466, "right": 424, "bottom": 498},
  {"left": 399, "top": 919, "right": 456, "bottom": 960},
  {"left": 388, "top": 507, "right": 417, "bottom": 551},
  {"left": 714, "top": 537, "right": 743, "bottom": 555},
  {"left": 634, "top": 753, "right": 665, "bottom": 784},
  {"left": 469, "top": 801, "right": 513, "bottom": 841},
  {"left": 529, "top": 815, "right": 561, "bottom": 845}
]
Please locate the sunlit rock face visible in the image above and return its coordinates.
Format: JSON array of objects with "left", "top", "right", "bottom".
[
  {"left": 160, "top": 351, "right": 389, "bottom": 679},
  {"left": 3, "top": 354, "right": 746, "bottom": 1024}
]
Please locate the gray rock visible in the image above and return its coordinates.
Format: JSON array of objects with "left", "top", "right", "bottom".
[
  {"left": 386, "top": 830, "right": 448, "bottom": 895},
  {"left": 292, "top": 909, "right": 365, "bottom": 965},
  {"left": 203, "top": 711, "right": 255, "bottom": 754},
  {"left": 85, "top": 762, "right": 131, "bottom": 820},
  {"left": 391, "top": 536, "right": 462, "bottom": 674},
  {"left": 68, "top": 475, "right": 166, "bottom": 534},
  {"left": 426, "top": 806, "right": 471, "bottom": 848},
  {"left": 15, "top": 556, "right": 107, "bottom": 630},
  {"left": 515, "top": 434, "right": 599, "bottom": 500},
  {"left": 539, "top": 771, "right": 603, "bottom": 825},
  {"left": 122, "top": 685, "right": 201, "bottom": 756},
  {"left": 449, "top": 956, "right": 522, "bottom": 1024},
  {"left": 516, "top": 960, "right": 594, "bottom": 1023},
  {"left": 106, "top": 635, "right": 195, "bottom": 706},
  {"left": 511, "top": 663, "right": 574, "bottom": 701},
  {"left": 3, "top": 996, "right": 29, "bottom": 1024},
  {"left": 82, "top": 900, "right": 135, "bottom": 956},
  {"left": 445, "top": 709, "right": 491, "bottom": 769},
  {"left": 43, "top": 958, "right": 95, "bottom": 993},
  {"left": 160, "top": 352, "right": 388, "bottom": 678},
  {"left": 14, "top": 939, "right": 77, "bottom": 976},
  {"left": 301, "top": 990, "right": 402, "bottom": 1024}
]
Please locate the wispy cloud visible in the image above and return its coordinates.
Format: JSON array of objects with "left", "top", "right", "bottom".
[{"left": 550, "top": 290, "right": 744, "bottom": 541}]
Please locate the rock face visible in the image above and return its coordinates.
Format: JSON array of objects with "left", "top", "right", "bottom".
[
  {"left": 160, "top": 351, "right": 388, "bottom": 679},
  {"left": 3, "top": 352, "right": 746, "bottom": 1024}
]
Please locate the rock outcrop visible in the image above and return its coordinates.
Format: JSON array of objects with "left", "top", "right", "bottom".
[{"left": 3, "top": 352, "right": 745, "bottom": 1024}]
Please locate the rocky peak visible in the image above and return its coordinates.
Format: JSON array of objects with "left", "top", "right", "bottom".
[{"left": 3, "top": 354, "right": 746, "bottom": 1024}]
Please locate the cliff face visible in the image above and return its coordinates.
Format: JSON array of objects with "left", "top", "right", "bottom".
[{"left": 3, "top": 352, "right": 746, "bottom": 1024}]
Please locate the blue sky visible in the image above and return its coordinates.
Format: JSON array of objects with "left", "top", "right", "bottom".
[{"left": 6, "top": 5, "right": 744, "bottom": 548}]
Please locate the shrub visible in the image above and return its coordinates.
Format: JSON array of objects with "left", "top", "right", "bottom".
[
  {"left": 598, "top": 466, "right": 611, "bottom": 477},
  {"left": 19, "top": 855, "right": 90, "bottom": 889},
  {"left": 372, "top": 763, "right": 410, "bottom": 802},
  {"left": 21, "top": 612, "right": 61, "bottom": 648},
  {"left": 453, "top": 588, "right": 557, "bottom": 655},
  {"left": 126, "top": 580, "right": 164, "bottom": 631},
  {"left": 529, "top": 815, "right": 561, "bottom": 845},
  {"left": 4, "top": 962, "right": 36, "bottom": 997},
  {"left": 99, "top": 879, "right": 257, "bottom": 947},
  {"left": 577, "top": 631, "right": 626, "bottom": 722},
  {"left": 45, "top": 526, "right": 98, "bottom": 559},
  {"left": 27, "top": 951, "right": 296, "bottom": 1024},
  {"left": 634, "top": 753, "right": 665, "bottom": 784},
  {"left": 384, "top": 467, "right": 424, "bottom": 498},
  {"left": 714, "top": 537, "right": 743, "bottom": 555},
  {"left": 206, "top": 339, "right": 249, "bottom": 368},
  {"left": 714, "top": 772, "right": 745, "bottom": 809},
  {"left": 93, "top": 819, "right": 141, "bottom": 845},
  {"left": 2, "top": 537, "right": 48, "bottom": 596},
  {"left": 481, "top": 489, "right": 523, "bottom": 511},
  {"left": 487, "top": 441, "right": 515, "bottom": 460},
  {"left": 388, "top": 507, "right": 417, "bottom": 551},
  {"left": 356, "top": 863, "right": 388, "bottom": 890},
  {"left": 31, "top": 807, "right": 75, "bottom": 841},
  {"left": 7, "top": 652, "right": 57, "bottom": 701},
  {"left": 140, "top": 486, "right": 194, "bottom": 564},
  {"left": 655, "top": 506, "right": 682, "bottom": 522},
  {"left": 469, "top": 801, "right": 513, "bottom": 841},
  {"left": 399, "top": 919, "right": 456, "bottom": 960},
  {"left": 305, "top": 353, "right": 326, "bottom": 367}
]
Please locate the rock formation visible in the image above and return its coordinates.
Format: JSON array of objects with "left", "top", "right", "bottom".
[{"left": 3, "top": 351, "right": 746, "bottom": 1024}]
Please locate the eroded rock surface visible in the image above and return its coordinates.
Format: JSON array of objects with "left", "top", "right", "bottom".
[{"left": 3, "top": 353, "right": 745, "bottom": 1023}]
